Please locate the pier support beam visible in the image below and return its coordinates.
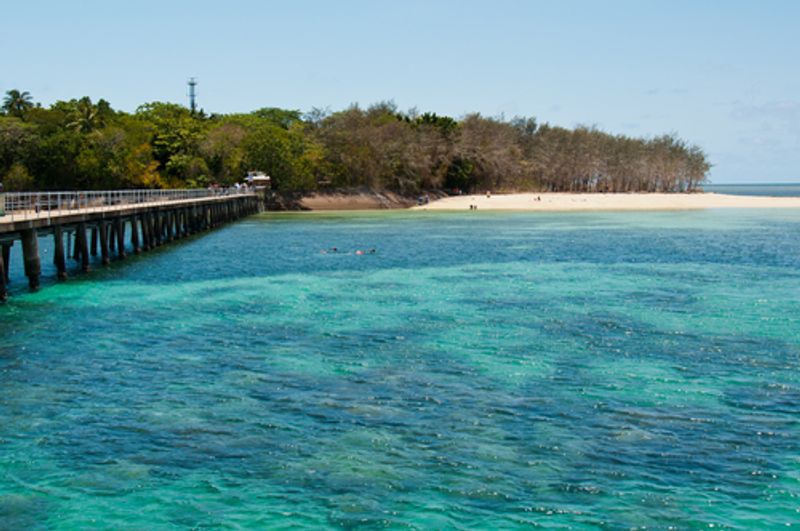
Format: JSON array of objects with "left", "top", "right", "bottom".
[
  {"left": 1, "top": 243, "right": 10, "bottom": 284},
  {"left": 99, "top": 221, "right": 110, "bottom": 265},
  {"left": 76, "top": 223, "right": 90, "bottom": 272},
  {"left": 131, "top": 216, "right": 141, "bottom": 254},
  {"left": 151, "top": 213, "right": 158, "bottom": 246},
  {"left": 115, "top": 217, "right": 126, "bottom": 259},
  {"left": 72, "top": 230, "right": 80, "bottom": 261},
  {"left": 156, "top": 212, "right": 162, "bottom": 244},
  {"left": 109, "top": 221, "right": 117, "bottom": 254},
  {"left": 151, "top": 213, "right": 160, "bottom": 247},
  {"left": 53, "top": 226, "right": 68, "bottom": 280},
  {"left": 0, "top": 247, "right": 6, "bottom": 302},
  {"left": 167, "top": 211, "right": 175, "bottom": 241},
  {"left": 178, "top": 209, "right": 186, "bottom": 237},
  {"left": 160, "top": 213, "right": 167, "bottom": 242},
  {"left": 163, "top": 212, "right": 170, "bottom": 242},
  {"left": 141, "top": 214, "right": 151, "bottom": 251},
  {"left": 90, "top": 227, "right": 98, "bottom": 256},
  {"left": 21, "top": 229, "right": 41, "bottom": 291}
]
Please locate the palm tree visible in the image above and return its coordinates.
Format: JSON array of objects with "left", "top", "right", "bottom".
[
  {"left": 67, "top": 97, "right": 100, "bottom": 133},
  {"left": 2, "top": 89, "right": 34, "bottom": 118}
]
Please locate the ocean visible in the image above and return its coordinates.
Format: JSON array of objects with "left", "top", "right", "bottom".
[
  {"left": 1, "top": 209, "right": 799, "bottom": 528},
  {"left": 704, "top": 182, "right": 800, "bottom": 197}
]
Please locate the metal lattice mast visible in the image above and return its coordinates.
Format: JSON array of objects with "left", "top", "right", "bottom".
[{"left": 188, "top": 77, "right": 198, "bottom": 114}]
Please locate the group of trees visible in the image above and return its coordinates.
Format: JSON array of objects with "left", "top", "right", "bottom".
[{"left": 1, "top": 90, "right": 710, "bottom": 194}]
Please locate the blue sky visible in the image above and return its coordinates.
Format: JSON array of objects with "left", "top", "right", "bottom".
[{"left": 2, "top": 0, "right": 798, "bottom": 183}]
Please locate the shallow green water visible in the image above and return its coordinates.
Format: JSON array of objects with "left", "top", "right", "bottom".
[{"left": 1, "top": 209, "right": 800, "bottom": 528}]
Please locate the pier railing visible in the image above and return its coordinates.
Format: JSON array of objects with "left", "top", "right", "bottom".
[{"left": 0, "top": 188, "right": 255, "bottom": 222}]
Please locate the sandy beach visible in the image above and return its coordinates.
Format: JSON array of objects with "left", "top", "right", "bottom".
[{"left": 411, "top": 192, "right": 800, "bottom": 212}]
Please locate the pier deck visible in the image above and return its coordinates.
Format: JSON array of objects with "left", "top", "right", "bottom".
[{"left": 0, "top": 189, "right": 260, "bottom": 300}]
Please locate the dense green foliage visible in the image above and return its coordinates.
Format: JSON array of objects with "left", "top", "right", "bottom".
[{"left": 0, "top": 91, "right": 710, "bottom": 193}]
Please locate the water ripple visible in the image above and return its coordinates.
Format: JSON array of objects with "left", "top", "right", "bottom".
[{"left": 1, "top": 210, "right": 800, "bottom": 527}]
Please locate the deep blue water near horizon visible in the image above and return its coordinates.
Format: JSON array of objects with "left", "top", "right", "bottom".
[
  {"left": 705, "top": 182, "right": 800, "bottom": 197},
  {"left": 1, "top": 209, "right": 800, "bottom": 528}
]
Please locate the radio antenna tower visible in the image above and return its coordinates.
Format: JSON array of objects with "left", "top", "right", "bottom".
[{"left": 188, "top": 77, "right": 198, "bottom": 114}]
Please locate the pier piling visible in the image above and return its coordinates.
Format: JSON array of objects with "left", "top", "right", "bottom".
[
  {"left": 0, "top": 249, "right": 6, "bottom": 301},
  {"left": 150, "top": 213, "right": 160, "bottom": 247},
  {"left": 142, "top": 214, "right": 152, "bottom": 250},
  {"left": 109, "top": 222, "right": 117, "bottom": 254},
  {"left": 99, "top": 221, "right": 110, "bottom": 265},
  {"left": 1, "top": 243, "right": 10, "bottom": 283},
  {"left": 131, "top": 216, "right": 141, "bottom": 254},
  {"left": 90, "top": 227, "right": 98, "bottom": 257},
  {"left": 21, "top": 229, "right": 41, "bottom": 291},
  {"left": 72, "top": 230, "right": 80, "bottom": 261},
  {"left": 54, "top": 226, "right": 67, "bottom": 280},
  {"left": 115, "top": 218, "right": 126, "bottom": 259},
  {"left": 77, "top": 223, "right": 90, "bottom": 272}
]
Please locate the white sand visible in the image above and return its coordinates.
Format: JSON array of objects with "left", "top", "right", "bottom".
[{"left": 412, "top": 193, "right": 800, "bottom": 212}]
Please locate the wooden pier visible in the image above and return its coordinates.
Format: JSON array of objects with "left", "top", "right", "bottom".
[{"left": 0, "top": 189, "right": 260, "bottom": 301}]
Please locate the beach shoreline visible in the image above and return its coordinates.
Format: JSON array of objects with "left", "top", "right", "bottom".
[
  {"left": 283, "top": 191, "right": 800, "bottom": 212},
  {"left": 409, "top": 192, "right": 800, "bottom": 212}
]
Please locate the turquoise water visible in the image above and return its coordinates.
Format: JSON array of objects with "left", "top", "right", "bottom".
[{"left": 2, "top": 209, "right": 800, "bottom": 528}]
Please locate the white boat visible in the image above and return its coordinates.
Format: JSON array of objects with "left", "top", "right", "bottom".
[{"left": 245, "top": 171, "right": 271, "bottom": 189}]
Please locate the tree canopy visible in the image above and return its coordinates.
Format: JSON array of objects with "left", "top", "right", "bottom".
[
  {"left": 0, "top": 89, "right": 710, "bottom": 193},
  {"left": 1, "top": 90, "right": 35, "bottom": 119}
]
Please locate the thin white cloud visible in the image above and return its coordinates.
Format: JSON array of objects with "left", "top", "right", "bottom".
[{"left": 731, "top": 100, "right": 800, "bottom": 122}]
